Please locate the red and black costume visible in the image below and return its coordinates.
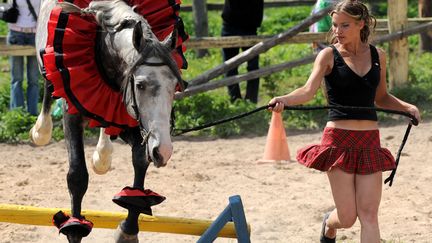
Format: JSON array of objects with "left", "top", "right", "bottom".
[{"left": 41, "top": 0, "right": 188, "bottom": 135}]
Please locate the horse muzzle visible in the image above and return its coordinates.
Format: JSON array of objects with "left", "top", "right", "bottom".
[{"left": 147, "top": 142, "right": 172, "bottom": 168}]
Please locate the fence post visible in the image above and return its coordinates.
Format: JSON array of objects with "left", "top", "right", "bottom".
[
  {"left": 419, "top": 0, "right": 432, "bottom": 52},
  {"left": 192, "top": 0, "right": 209, "bottom": 57},
  {"left": 387, "top": 0, "right": 408, "bottom": 89}
]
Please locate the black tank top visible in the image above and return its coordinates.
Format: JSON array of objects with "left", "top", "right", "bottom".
[{"left": 325, "top": 45, "right": 380, "bottom": 121}]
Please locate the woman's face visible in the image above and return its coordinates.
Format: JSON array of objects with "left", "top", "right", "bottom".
[{"left": 331, "top": 12, "right": 364, "bottom": 44}]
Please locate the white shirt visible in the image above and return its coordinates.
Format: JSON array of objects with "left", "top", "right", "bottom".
[{"left": 8, "top": 0, "right": 40, "bottom": 29}]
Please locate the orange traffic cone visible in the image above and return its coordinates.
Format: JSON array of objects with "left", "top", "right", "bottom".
[{"left": 258, "top": 112, "right": 291, "bottom": 163}]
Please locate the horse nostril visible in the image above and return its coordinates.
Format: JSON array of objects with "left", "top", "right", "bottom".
[{"left": 152, "top": 147, "right": 163, "bottom": 164}]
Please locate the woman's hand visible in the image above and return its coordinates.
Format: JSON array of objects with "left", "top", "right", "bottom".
[
  {"left": 407, "top": 105, "right": 421, "bottom": 125},
  {"left": 268, "top": 97, "right": 285, "bottom": 113}
]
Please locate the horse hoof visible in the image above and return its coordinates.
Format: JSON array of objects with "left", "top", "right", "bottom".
[
  {"left": 91, "top": 150, "right": 112, "bottom": 175},
  {"left": 114, "top": 226, "right": 138, "bottom": 243},
  {"left": 29, "top": 115, "right": 53, "bottom": 146}
]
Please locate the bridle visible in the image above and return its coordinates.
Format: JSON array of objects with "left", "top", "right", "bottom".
[{"left": 125, "top": 55, "right": 184, "bottom": 145}]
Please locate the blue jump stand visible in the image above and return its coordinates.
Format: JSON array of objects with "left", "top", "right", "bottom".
[{"left": 197, "top": 195, "right": 250, "bottom": 243}]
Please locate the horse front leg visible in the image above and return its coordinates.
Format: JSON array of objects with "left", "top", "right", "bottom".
[
  {"left": 56, "top": 112, "right": 92, "bottom": 243},
  {"left": 29, "top": 79, "right": 53, "bottom": 145},
  {"left": 91, "top": 128, "right": 113, "bottom": 174},
  {"left": 114, "top": 128, "right": 151, "bottom": 243}
]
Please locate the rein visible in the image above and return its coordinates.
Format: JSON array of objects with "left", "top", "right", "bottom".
[{"left": 172, "top": 104, "right": 418, "bottom": 187}]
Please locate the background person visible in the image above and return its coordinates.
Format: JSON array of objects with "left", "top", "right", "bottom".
[
  {"left": 221, "top": 0, "right": 263, "bottom": 104},
  {"left": 310, "top": 0, "right": 338, "bottom": 53},
  {"left": 268, "top": 1, "right": 420, "bottom": 242},
  {"left": 7, "top": 0, "right": 40, "bottom": 116}
]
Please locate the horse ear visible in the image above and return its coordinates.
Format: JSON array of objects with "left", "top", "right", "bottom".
[
  {"left": 162, "top": 27, "right": 178, "bottom": 51},
  {"left": 133, "top": 21, "right": 144, "bottom": 51}
]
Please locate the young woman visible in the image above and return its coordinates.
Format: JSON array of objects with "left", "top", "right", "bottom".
[{"left": 268, "top": 1, "right": 421, "bottom": 242}]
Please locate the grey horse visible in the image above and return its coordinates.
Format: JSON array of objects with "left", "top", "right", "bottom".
[{"left": 30, "top": 0, "right": 183, "bottom": 242}]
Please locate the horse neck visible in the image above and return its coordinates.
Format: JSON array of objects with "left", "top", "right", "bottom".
[{"left": 94, "top": 31, "right": 127, "bottom": 91}]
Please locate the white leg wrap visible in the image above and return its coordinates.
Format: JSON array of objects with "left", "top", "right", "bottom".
[
  {"left": 91, "top": 129, "right": 113, "bottom": 175},
  {"left": 29, "top": 114, "right": 53, "bottom": 146}
]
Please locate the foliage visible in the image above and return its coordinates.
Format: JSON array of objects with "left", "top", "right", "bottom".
[
  {"left": 260, "top": 6, "right": 311, "bottom": 35},
  {"left": 370, "top": 0, "right": 418, "bottom": 18},
  {"left": 0, "top": 81, "right": 10, "bottom": 113},
  {"left": 0, "top": 108, "right": 36, "bottom": 143},
  {"left": 173, "top": 93, "right": 270, "bottom": 137}
]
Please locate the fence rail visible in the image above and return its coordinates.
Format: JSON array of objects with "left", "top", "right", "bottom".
[{"left": 1, "top": 18, "right": 431, "bottom": 56}]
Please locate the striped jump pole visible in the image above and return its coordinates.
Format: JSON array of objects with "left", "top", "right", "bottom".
[{"left": 0, "top": 203, "right": 249, "bottom": 238}]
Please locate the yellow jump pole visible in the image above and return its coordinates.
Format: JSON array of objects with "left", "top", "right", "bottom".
[{"left": 0, "top": 204, "right": 245, "bottom": 238}]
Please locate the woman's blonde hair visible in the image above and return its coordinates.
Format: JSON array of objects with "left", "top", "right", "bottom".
[{"left": 328, "top": 0, "right": 376, "bottom": 43}]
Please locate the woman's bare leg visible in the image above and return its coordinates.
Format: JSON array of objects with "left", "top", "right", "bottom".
[
  {"left": 355, "top": 172, "right": 382, "bottom": 243},
  {"left": 325, "top": 168, "right": 358, "bottom": 238}
]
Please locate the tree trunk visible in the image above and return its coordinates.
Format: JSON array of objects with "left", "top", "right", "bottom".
[
  {"left": 419, "top": 0, "right": 432, "bottom": 52},
  {"left": 192, "top": 0, "right": 209, "bottom": 57}
]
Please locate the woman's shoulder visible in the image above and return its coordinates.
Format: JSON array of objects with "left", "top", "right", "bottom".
[
  {"left": 316, "top": 46, "right": 335, "bottom": 62},
  {"left": 369, "top": 45, "right": 386, "bottom": 63},
  {"left": 315, "top": 46, "right": 335, "bottom": 74}
]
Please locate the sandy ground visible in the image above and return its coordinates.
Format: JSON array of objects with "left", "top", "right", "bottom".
[{"left": 0, "top": 120, "right": 431, "bottom": 243}]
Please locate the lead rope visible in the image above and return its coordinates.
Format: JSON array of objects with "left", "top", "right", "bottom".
[{"left": 171, "top": 104, "right": 418, "bottom": 187}]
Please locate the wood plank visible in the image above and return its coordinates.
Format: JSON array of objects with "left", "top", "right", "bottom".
[
  {"left": 0, "top": 204, "right": 240, "bottom": 237},
  {"left": 0, "top": 18, "right": 430, "bottom": 56},
  {"left": 186, "top": 29, "right": 389, "bottom": 49},
  {"left": 0, "top": 45, "right": 36, "bottom": 56}
]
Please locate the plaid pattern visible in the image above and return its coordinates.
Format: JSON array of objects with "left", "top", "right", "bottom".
[{"left": 297, "top": 127, "right": 396, "bottom": 174}]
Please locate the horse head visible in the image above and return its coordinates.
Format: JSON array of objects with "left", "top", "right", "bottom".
[{"left": 72, "top": 0, "right": 182, "bottom": 167}]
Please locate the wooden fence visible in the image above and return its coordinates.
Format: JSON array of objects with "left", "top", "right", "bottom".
[
  {"left": 1, "top": 17, "right": 431, "bottom": 56},
  {"left": 176, "top": 21, "right": 432, "bottom": 99}
]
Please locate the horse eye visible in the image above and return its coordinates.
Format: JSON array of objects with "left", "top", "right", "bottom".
[{"left": 136, "top": 83, "right": 145, "bottom": 90}]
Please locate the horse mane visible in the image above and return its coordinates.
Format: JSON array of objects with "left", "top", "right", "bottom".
[{"left": 89, "top": 0, "right": 153, "bottom": 38}]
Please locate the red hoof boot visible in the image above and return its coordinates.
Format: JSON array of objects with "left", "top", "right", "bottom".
[
  {"left": 112, "top": 186, "right": 166, "bottom": 215},
  {"left": 53, "top": 211, "right": 93, "bottom": 237}
]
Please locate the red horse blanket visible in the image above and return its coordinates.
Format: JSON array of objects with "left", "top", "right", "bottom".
[{"left": 42, "top": 0, "right": 188, "bottom": 135}]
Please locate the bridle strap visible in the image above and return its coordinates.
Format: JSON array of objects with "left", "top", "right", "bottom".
[
  {"left": 127, "top": 56, "right": 181, "bottom": 145},
  {"left": 129, "top": 76, "right": 151, "bottom": 145}
]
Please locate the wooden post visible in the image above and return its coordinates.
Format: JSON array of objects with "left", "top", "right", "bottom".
[
  {"left": 419, "top": 0, "right": 432, "bottom": 52},
  {"left": 387, "top": 0, "right": 409, "bottom": 88},
  {"left": 192, "top": 0, "right": 209, "bottom": 57}
]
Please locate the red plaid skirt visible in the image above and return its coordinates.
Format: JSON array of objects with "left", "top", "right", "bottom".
[{"left": 297, "top": 127, "right": 396, "bottom": 174}]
